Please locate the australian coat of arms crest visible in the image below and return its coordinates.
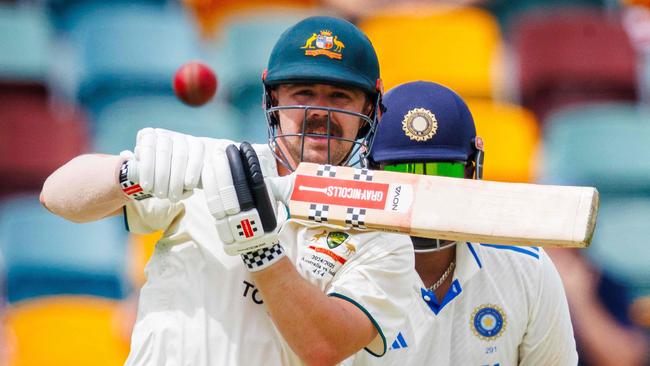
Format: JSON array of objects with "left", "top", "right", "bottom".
[{"left": 301, "top": 30, "right": 345, "bottom": 60}]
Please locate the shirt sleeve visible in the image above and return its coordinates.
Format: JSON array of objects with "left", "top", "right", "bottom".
[
  {"left": 326, "top": 232, "right": 414, "bottom": 357},
  {"left": 519, "top": 249, "right": 579, "bottom": 366}
]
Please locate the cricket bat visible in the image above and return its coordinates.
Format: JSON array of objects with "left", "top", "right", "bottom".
[
  {"left": 127, "top": 157, "right": 598, "bottom": 248},
  {"left": 269, "top": 163, "right": 599, "bottom": 248}
]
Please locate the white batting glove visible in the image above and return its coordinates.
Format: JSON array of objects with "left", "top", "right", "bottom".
[
  {"left": 202, "top": 146, "right": 285, "bottom": 271},
  {"left": 125, "top": 128, "right": 205, "bottom": 202}
]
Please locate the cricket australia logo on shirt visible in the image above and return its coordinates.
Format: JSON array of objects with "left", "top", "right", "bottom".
[
  {"left": 471, "top": 304, "right": 507, "bottom": 341},
  {"left": 300, "top": 230, "right": 357, "bottom": 279}
]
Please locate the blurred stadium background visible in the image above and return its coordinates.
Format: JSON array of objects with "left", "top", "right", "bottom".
[{"left": 0, "top": 0, "right": 649, "bottom": 364}]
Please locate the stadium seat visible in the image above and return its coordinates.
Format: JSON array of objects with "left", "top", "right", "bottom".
[
  {"left": 467, "top": 99, "right": 540, "bottom": 182},
  {"left": 358, "top": 4, "right": 504, "bottom": 99},
  {"left": 4, "top": 295, "right": 129, "bottom": 366},
  {"left": 640, "top": 53, "right": 650, "bottom": 105},
  {"left": 480, "top": 0, "right": 606, "bottom": 33},
  {"left": 540, "top": 102, "right": 650, "bottom": 194},
  {"left": 0, "top": 90, "right": 89, "bottom": 195},
  {"left": 181, "top": 0, "right": 316, "bottom": 38},
  {"left": 0, "top": 4, "right": 51, "bottom": 85},
  {"left": 213, "top": 9, "right": 313, "bottom": 127},
  {"left": 46, "top": 0, "right": 168, "bottom": 31},
  {"left": 92, "top": 95, "right": 248, "bottom": 154},
  {"left": 0, "top": 194, "right": 130, "bottom": 303},
  {"left": 586, "top": 196, "right": 650, "bottom": 299},
  {"left": 67, "top": 3, "right": 203, "bottom": 116},
  {"left": 512, "top": 8, "right": 637, "bottom": 122},
  {"left": 540, "top": 102, "right": 650, "bottom": 298}
]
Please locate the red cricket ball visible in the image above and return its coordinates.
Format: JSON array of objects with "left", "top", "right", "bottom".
[{"left": 173, "top": 61, "right": 218, "bottom": 107}]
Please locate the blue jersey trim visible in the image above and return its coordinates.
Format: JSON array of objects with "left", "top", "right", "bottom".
[
  {"left": 328, "top": 292, "right": 387, "bottom": 357},
  {"left": 421, "top": 279, "right": 462, "bottom": 315},
  {"left": 467, "top": 243, "right": 482, "bottom": 268},
  {"left": 480, "top": 244, "right": 540, "bottom": 259}
]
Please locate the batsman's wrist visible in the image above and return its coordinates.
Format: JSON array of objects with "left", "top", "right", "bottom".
[
  {"left": 119, "top": 160, "right": 152, "bottom": 201},
  {"left": 241, "top": 243, "right": 286, "bottom": 272}
]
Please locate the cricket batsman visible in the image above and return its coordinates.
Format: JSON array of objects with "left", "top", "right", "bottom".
[{"left": 40, "top": 16, "right": 414, "bottom": 365}]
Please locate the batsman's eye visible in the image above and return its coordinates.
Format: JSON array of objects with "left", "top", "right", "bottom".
[
  {"left": 294, "top": 89, "right": 315, "bottom": 97},
  {"left": 331, "top": 92, "right": 352, "bottom": 101}
]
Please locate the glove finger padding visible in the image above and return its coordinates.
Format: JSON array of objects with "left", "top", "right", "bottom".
[
  {"left": 213, "top": 151, "right": 239, "bottom": 216},
  {"left": 184, "top": 135, "right": 204, "bottom": 190},
  {"left": 168, "top": 133, "right": 189, "bottom": 202},
  {"left": 153, "top": 132, "right": 173, "bottom": 199},
  {"left": 239, "top": 142, "right": 277, "bottom": 233},
  {"left": 135, "top": 128, "right": 156, "bottom": 192},
  {"left": 130, "top": 128, "right": 205, "bottom": 201},
  {"left": 203, "top": 152, "right": 236, "bottom": 244},
  {"left": 218, "top": 144, "right": 279, "bottom": 256},
  {"left": 202, "top": 153, "right": 225, "bottom": 219},
  {"left": 226, "top": 145, "right": 254, "bottom": 211}
]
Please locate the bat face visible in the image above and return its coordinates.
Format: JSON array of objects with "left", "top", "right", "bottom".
[{"left": 287, "top": 163, "right": 599, "bottom": 248}]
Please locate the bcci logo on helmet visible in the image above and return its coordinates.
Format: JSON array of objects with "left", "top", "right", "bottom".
[
  {"left": 402, "top": 108, "right": 438, "bottom": 142},
  {"left": 301, "top": 30, "right": 345, "bottom": 60}
]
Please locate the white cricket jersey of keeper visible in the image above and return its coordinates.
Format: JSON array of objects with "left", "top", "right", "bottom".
[
  {"left": 345, "top": 242, "right": 578, "bottom": 366},
  {"left": 122, "top": 138, "right": 414, "bottom": 366}
]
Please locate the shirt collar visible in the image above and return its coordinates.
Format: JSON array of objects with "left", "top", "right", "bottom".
[{"left": 454, "top": 242, "right": 483, "bottom": 286}]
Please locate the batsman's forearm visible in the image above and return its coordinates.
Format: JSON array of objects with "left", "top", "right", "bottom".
[
  {"left": 251, "top": 257, "right": 376, "bottom": 366},
  {"left": 40, "top": 154, "right": 130, "bottom": 223}
]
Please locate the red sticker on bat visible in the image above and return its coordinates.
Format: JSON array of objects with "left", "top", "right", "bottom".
[{"left": 291, "top": 175, "right": 388, "bottom": 209}]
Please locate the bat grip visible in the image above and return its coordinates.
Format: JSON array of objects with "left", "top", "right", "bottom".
[
  {"left": 265, "top": 175, "right": 293, "bottom": 206},
  {"left": 226, "top": 145, "right": 255, "bottom": 211}
]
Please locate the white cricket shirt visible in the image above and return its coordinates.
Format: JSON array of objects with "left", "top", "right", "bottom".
[
  {"left": 123, "top": 138, "right": 414, "bottom": 366},
  {"left": 346, "top": 242, "right": 578, "bottom": 366}
]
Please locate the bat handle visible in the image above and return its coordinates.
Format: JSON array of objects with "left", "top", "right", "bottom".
[{"left": 265, "top": 175, "right": 294, "bottom": 207}]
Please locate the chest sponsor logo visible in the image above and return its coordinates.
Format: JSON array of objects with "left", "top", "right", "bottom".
[
  {"left": 471, "top": 304, "right": 507, "bottom": 341},
  {"left": 242, "top": 280, "right": 264, "bottom": 305}
]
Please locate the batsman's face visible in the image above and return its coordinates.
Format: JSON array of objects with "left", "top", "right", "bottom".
[{"left": 272, "top": 84, "right": 371, "bottom": 166}]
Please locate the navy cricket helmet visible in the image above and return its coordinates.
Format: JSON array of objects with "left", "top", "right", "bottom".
[
  {"left": 262, "top": 16, "right": 383, "bottom": 170},
  {"left": 369, "top": 81, "right": 484, "bottom": 179}
]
